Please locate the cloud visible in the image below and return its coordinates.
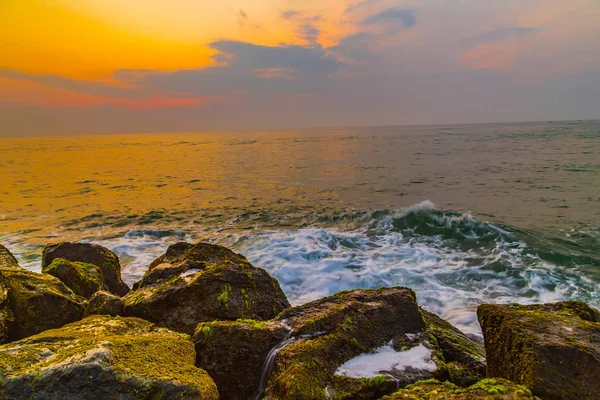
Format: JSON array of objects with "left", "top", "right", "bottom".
[
  {"left": 344, "top": 0, "right": 382, "bottom": 14},
  {"left": 281, "top": 10, "right": 301, "bottom": 20},
  {"left": 361, "top": 8, "right": 417, "bottom": 27},
  {"left": 127, "top": 40, "right": 342, "bottom": 97},
  {"left": 481, "top": 26, "right": 537, "bottom": 42},
  {"left": 330, "top": 8, "right": 418, "bottom": 61}
]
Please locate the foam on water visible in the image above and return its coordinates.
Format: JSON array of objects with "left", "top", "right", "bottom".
[
  {"left": 335, "top": 343, "right": 436, "bottom": 379},
  {"left": 6, "top": 201, "right": 599, "bottom": 337}
]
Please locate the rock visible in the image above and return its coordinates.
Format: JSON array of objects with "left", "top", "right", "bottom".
[
  {"left": 0, "top": 267, "right": 85, "bottom": 340},
  {"left": 0, "top": 245, "right": 20, "bottom": 269},
  {"left": 478, "top": 301, "right": 600, "bottom": 400},
  {"left": 194, "top": 320, "right": 291, "bottom": 400},
  {"left": 132, "top": 241, "right": 252, "bottom": 289},
  {"left": 0, "top": 275, "right": 14, "bottom": 344},
  {"left": 43, "top": 258, "right": 104, "bottom": 299},
  {"left": 42, "top": 242, "right": 129, "bottom": 296},
  {"left": 84, "top": 291, "right": 124, "bottom": 317},
  {"left": 0, "top": 315, "right": 219, "bottom": 400},
  {"left": 123, "top": 254, "right": 290, "bottom": 334},
  {"left": 195, "top": 288, "right": 485, "bottom": 400},
  {"left": 422, "top": 309, "right": 486, "bottom": 386},
  {"left": 380, "top": 378, "right": 535, "bottom": 399}
]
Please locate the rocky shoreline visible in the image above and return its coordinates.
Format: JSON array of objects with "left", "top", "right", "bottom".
[{"left": 0, "top": 242, "right": 598, "bottom": 399}]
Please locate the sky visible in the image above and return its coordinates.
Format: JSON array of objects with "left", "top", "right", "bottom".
[{"left": 1, "top": 0, "right": 599, "bottom": 136}]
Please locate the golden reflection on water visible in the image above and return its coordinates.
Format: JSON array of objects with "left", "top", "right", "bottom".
[{"left": 1, "top": 123, "right": 599, "bottom": 246}]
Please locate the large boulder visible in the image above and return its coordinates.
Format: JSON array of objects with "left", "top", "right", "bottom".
[
  {"left": 194, "top": 320, "right": 290, "bottom": 400},
  {"left": 84, "top": 291, "right": 124, "bottom": 317},
  {"left": 478, "top": 301, "right": 600, "bottom": 400},
  {"left": 194, "top": 288, "right": 485, "bottom": 400},
  {"left": 42, "top": 242, "right": 129, "bottom": 296},
  {"left": 0, "top": 315, "right": 219, "bottom": 400},
  {"left": 43, "top": 258, "right": 103, "bottom": 299},
  {"left": 132, "top": 242, "right": 252, "bottom": 289},
  {"left": 0, "top": 245, "right": 20, "bottom": 269},
  {"left": 0, "top": 267, "right": 85, "bottom": 340},
  {"left": 381, "top": 378, "right": 535, "bottom": 399},
  {"left": 123, "top": 242, "right": 290, "bottom": 335}
]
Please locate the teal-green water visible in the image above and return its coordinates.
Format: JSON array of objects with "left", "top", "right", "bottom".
[{"left": 1, "top": 121, "right": 598, "bottom": 333}]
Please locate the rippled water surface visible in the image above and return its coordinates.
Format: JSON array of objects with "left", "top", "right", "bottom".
[{"left": 1, "top": 121, "right": 599, "bottom": 334}]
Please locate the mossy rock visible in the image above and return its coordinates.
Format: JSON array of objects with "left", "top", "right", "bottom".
[
  {"left": 0, "top": 267, "right": 85, "bottom": 340},
  {"left": 194, "top": 319, "right": 291, "bottom": 400},
  {"left": 43, "top": 258, "right": 104, "bottom": 299},
  {"left": 422, "top": 309, "right": 486, "bottom": 385},
  {"left": 0, "top": 315, "right": 219, "bottom": 399},
  {"left": 42, "top": 242, "right": 129, "bottom": 296},
  {"left": 0, "top": 245, "right": 20, "bottom": 269},
  {"left": 380, "top": 378, "right": 536, "bottom": 399},
  {"left": 478, "top": 301, "right": 600, "bottom": 400},
  {"left": 123, "top": 257, "right": 290, "bottom": 335},
  {"left": 264, "top": 288, "right": 446, "bottom": 400},
  {"left": 85, "top": 291, "right": 124, "bottom": 317},
  {"left": 132, "top": 242, "right": 253, "bottom": 289},
  {"left": 0, "top": 275, "right": 15, "bottom": 344}
]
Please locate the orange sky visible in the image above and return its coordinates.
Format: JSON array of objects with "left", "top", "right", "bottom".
[{"left": 1, "top": 0, "right": 599, "bottom": 134}]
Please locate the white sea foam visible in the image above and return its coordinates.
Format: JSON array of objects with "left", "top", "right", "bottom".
[
  {"left": 7, "top": 201, "right": 599, "bottom": 337},
  {"left": 335, "top": 343, "right": 436, "bottom": 379}
]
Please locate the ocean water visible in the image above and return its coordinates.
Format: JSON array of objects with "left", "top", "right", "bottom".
[{"left": 1, "top": 121, "right": 599, "bottom": 335}]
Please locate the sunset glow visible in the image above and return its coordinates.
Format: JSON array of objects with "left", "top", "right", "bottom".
[{"left": 1, "top": 0, "right": 599, "bottom": 135}]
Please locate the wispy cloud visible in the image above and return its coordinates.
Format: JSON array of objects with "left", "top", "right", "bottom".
[
  {"left": 361, "top": 8, "right": 417, "bottom": 27},
  {"left": 481, "top": 26, "right": 537, "bottom": 42}
]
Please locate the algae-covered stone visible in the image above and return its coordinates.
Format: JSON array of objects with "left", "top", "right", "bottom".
[
  {"left": 42, "top": 242, "right": 129, "bottom": 296},
  {"left": 123, "top": 257, "right": 290, "bottom": 335},
  {"left": 380, "top": 378, "right": 535, "bottom": 399},
  {"left": 262, "top": 288, "right": 453, "bottom": 400},
  {"left": 43, "top": 258, "right": 104, "bottom": 299},
  {"left": 133, "top": 241, "right": 253, "bottom": 289},
  {"left": 422, "top": 309, "right": 486, "bottom": 386},
  {"left": 0, "top": 267, "right": 85, "bottom": 340},
  {"left": 0, "top": 275, "right": 14, "bottom": 344},
  {"left": 478, "top": 301, "right": 600, "bottom": 400},
  {"left": 0, "top": 244, "right": 20, "bottom": 269},
  {"left": 0, "top": 315, "right": 219, "bottom": 400},
  {"left": 194, "top": 319, "right": 290, "bottom": 400},
  {"left": 85, "top": 291, "right": 124, "bottom": 317}
]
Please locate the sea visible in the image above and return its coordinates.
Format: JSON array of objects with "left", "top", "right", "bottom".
[{"left": 1, "top": 121, "right": 599, "bottom": 335}]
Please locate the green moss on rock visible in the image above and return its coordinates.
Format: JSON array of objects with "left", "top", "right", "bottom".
[
  {"left": 0, "top": 267, "right": 85, "bottom": 340},
  {"left": 42, "top": 242, "right": 129, "bottom": 296},
  {"left": 43, "top": 258, "right": 103, "bottom": 299},
  {"left": 0, "top": 245, "right": 20, "bottom": 270},
  {"left": 0, "top": 315, "right": 219, "bottom": 399},
  {"left": 478, "top": 301, "right": 600, "bottom": 400},
  {"left": 84, "top": 291, "right": 124, "bottom": 317},
  {"left": 123, "top": 258, "right": 290, "bottom": 335},
  {"left": 381, "top": 378, "right": 535, "bottom": 399}
]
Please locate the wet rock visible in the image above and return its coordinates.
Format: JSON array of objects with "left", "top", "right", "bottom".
[
  {"left": 0, "top": 245, "right": 20, "bottom": 269},
  {"left": 0, "top": 275, "right": 14, "bottom": 344},
  {"left": 196, "top": 288, "right": 484, "bottom": 400},
  {"left": 43, "top": 258, "right": 103, "bottom": 299},
  {"left": 132, "top": 242, "right": 251, "bottom": 289},
  {"left": 194, "top": 320, "right": 291, "bottom": 400},
  {"left": 478, "top": 301, "right": 600, "bottom": 400},
  {"left": 0, "top": 315, "right": 219, "bottom": 400},
  {"left": 1, "top": 267, "right": 85, "bottom": 340},
  {"left": 264, "top": 288, "right": 438, "bottom": 400},
  {"left": 422, "top": 309, "right": 486, "bottom": 386},
  {"left": 42, "top": 242, "right": 129, "bottom": 296},
  {"left": 84, "top": 291, "right": 124, "bottom": 317},
  {"left": 123, "top": 244, "right": 290, "bottom": 334},
  {"left": 380, "top": 378, "right": 535, "bottom": 399}
]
